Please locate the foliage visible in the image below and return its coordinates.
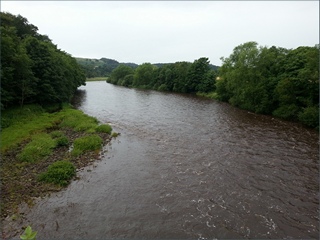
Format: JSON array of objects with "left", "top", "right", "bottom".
[
  {"left": 1, "top": 104, "right": 45, "bottom": 129},
  {"left": 50, "top": 130, "right": 64, "bottom": 138},
  {"left": 298, "top": 106, "right": 319, "bottom": 128},
  {"left": 76, "top": 57, "right": 138, "bottom": 78},
  {"left": 38, "top": 160, "right": 76, "bottom": 186},
  {"left": 133, "top": 63, "right": 156, "bottom": 87},
  {"left": 95, "top": 124, "right": 112, "bottom": 134},
  {"left": 20, "top": 225, "right": 37, "bottom": 240},
  {"left": 196, "top": 91, "right": 219, "bottom": 100},
  {"left": 86, "top": 77, "right": 109, "bottom": 81},
  {"left": 217, "top": 42, "right": 319, "bottom": 128},
  {"left": 72, "top": 135, "right": 103, "bottom": 156},
  {"left": 0, "top": 12, "right": 86, "bottom": 109},
  {"left": 55, "top": 136, "right": 69, "bottom": 147},
  {"left": 0, "top": 105, "right": 99, "bottom": 153},
  {"left": 108, "top": 64, "right": 134, "bottom": 86},
  {"left": 108, "top": 58, "right": 216, "bottom": 94},
  {"left": 17, "top": 133, "right": 56, "bottom": 162},
  {"left": 59, "top": 108, "right": 99, "bottom": 131}
]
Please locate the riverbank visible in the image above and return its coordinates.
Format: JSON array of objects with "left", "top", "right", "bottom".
[
  {"left": 1, "top": 104, "right": 116, "bottom": 235},
  {"left": 86, "top": 77, "right": 109, "bottom": 82}
]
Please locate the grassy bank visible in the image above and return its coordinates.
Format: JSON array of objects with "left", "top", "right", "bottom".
[
  {"left": 1, "top": 104, "right": 116, "bottom": 221},
  {"left": 86, "top": 77, "right": 109, "bottom": 81},
  {"left": 196, "top": 91, "right": 219, "bottom": 100}
]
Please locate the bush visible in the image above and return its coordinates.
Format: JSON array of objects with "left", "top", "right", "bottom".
[
  {"left": 158, "top": 84, "right": 168, "bottom": 91},
  {"left": 72, "top": 134, "right": 103, "bottom": 156},
  {"left": 298, "top": 106, "right": 319, "bottom": 128},
  {"left": 55, "top": 136, "right": 69, "bottom": 147},
  {"left": 17, "top": 134, "right": 56, "bottom": 162},
  {"left": 272, "top": 104, "right": 300, "bottom": 120},
  {"left": 95, "top": 124, "right": 112, "bottom": 134},
  {"left": 38, "top": 160, "right": 76, "bottom": 186}
]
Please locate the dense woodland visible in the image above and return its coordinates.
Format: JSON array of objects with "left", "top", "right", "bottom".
[
  {"left": 0, "top": 12, "right": 86, "bottom": 109},
  {"left": 106, "top": 42, "right": 319, "bottom": 129},
  {"left": 76, "top": 57, "right": 219, "bottom": 79},
  {"left": 1, "top": 13, "right": 318, "bottom": 129}
]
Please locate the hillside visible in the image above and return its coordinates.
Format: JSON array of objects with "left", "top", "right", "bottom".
[
  {"left": 75, "top": 57, "right": 138, "bottom": 78},
  {"left": 76, "top": 57, "right": 220, "bottom": 78}
]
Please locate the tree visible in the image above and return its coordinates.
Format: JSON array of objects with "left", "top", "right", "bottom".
[
  {"left": 0, "top": 12, "right": 86, "bottom": 108},
  {"left": 133, "top": 63, "right": 155, "bottom": 87},
  {"left": 109, "top": 64, "right": 134, "bottom": 85},
  {"left": 186, "top": 57, "right": 211, "bottom": 93}
]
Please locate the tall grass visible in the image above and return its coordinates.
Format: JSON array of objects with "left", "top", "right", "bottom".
[
  {"left": 1, "top": 107, "right": 60, "bottom": 153},
  {"left": 17, "top": 133, "right": 56, "bottom": 163},
  {"left": 59, "top": 108, "right": 99, "bottom": 132},
  {"left": 38, "top": 160, "right": 76, "bottom": 186},
  {"left": 96, "top": 124, "right": 112, "bottom": 134},
  {"left": 72, "top": 134, "right": 103, "bottom": 156},
  {"left": 0, "top": 105, "right": 112, "bottom": 153}
]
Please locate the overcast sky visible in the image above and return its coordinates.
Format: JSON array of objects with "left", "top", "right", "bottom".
[{"left": 2, "top": 1, "right": 319, "bottom": 66}]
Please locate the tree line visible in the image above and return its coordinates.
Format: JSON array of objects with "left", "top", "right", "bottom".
[
  {"left": 107, "top": 57, "right": 217, "bottom": 94},
  {"left": 107, "top": 42, "right": 319, "bottom": 129},
  {"left": 1, "top": 12, "right": 86, "bottom": 109}
]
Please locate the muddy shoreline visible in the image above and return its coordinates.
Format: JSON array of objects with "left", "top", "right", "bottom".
[{"left": 1, "top": 126, "right": 114, "bottom": 239}]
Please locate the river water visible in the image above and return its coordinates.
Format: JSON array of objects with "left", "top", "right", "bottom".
[{"left": 10, "top": 82, "right": 320, "bottom": 239}]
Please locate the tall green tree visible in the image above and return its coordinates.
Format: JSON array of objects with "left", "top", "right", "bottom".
[
  {"left": 133, "top": 63, "right": 155, "bottom": 87},
  {"left": 186, "top": 57, "right": 211, "bottom": 93},
  {"left": 0, "top": 12, "right": 86, "bottom": 108}
]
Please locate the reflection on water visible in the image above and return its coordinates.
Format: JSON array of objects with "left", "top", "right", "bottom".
[{"left": 8, "top": 82, "right": 319, "bottom": 239}]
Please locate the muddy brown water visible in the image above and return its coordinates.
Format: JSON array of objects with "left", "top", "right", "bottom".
[{"left": 6, "top": 81, "right": 319, "bottom": 239}]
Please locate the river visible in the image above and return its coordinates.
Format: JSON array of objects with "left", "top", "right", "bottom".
[{"left": 9, "top": 82, "right": 320, "bottom": 239}]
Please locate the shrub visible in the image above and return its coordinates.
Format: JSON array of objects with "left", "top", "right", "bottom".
[
  {"left": 158, "top": 84, "right": 168, "bottom": 91},
  {"left": 272, "top": 104, "right": 300, "bottom": 120},
  {"left": 95, "top": 124, "right": 112, "bottom": 134},
  {"left": 17, "top": 134, "right": 56, "bottom": 162},
  {"left": 72, "top": 134, "right": 103, "bottom": 156},
  {"left": 298, "top": 106, "right": 319, "bottom": 128},
  {"left": 38, "top": 160, "right": 76, "bottom": 186},
  {"left": 55, "top": 136, "right": 69, "bottom": 147}
]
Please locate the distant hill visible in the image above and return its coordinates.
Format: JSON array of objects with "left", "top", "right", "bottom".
[
  {"left": 75, "top": 57, "right": 139, "bottom": 78},
  {"left": 76, "top": 57, "right": 219, "bottom": 78}
]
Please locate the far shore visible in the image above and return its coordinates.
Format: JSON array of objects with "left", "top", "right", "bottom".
[{"left": 86, "top": 77, "right": 108, "bottom": 82}]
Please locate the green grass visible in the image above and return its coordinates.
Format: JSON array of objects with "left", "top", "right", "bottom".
[
  {"left": 38, "top": 160, "right": 76, "bottom": 186},
  {"left": 55, "top": 136, "right": 69, "bottom": 147},
  {"left": 196, "top": 91, "right": 219, "bottom": 100},
  {"left": 59, "top": 108, "right": 99, "bottom": 132},
  {"left": 1, "top": 109, "right": 60, "bottom": 153},
  {"left": 72, "top": 134, "right": 103, "bottom": 156},
  {"left": 0, "top": 104, "right": 103, "bottom": 153},
  {"left": 95, "top": 124, "right": 112, "bottom": 134},
  {"left": 1, "top": 104, "right": 45, "bottom": 129},
  {"left": 17, "top": 133, "right": 57, "bottom": 163},
  {"left": 50, "top": 131, "right": 69, "bottom": 147},
  {"left": 86, "top": 77, "right": 109, "bottom": 81},
  {"left": 50, "top": 130, "right": 65, "bottom": 138}
]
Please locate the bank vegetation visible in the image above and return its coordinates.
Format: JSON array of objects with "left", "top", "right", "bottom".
[{"left": 105, "top": 43, "right": 319, "bottom": 129}]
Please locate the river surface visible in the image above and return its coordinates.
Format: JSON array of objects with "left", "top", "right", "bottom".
[{"left": 9, "top": 82, "right": 320, "bottom": 239}]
